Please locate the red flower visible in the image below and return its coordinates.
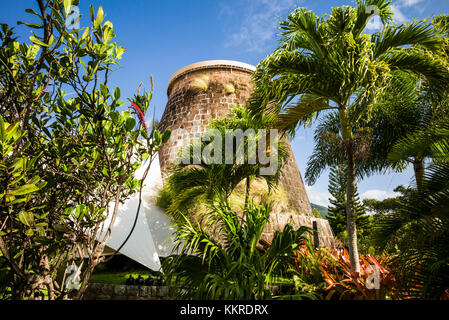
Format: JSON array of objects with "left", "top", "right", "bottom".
[{"left": 130, "top": 102, "right": 148, "bottom": 132}]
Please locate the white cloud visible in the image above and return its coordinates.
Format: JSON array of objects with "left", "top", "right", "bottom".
[
  {"left": 400, "top": 0, "right": 424, "bottom": 7},
  {"left": 361, "top": 189, "right": 399, "bottom": 201},
  {"left": 390, "top": 0, "right": 427, "bottom": 24},
  {"left": 391, "top": 4, "right": 408, "bottom": 23},
  {"left": 365, "top": 16, "right": 383, "bottom": 31},
  {"left": 223, "top": 0, "right": 300, "bottom": 52},
  {"left": 305, "top": 186, "right": 331, "bottom": 207}
]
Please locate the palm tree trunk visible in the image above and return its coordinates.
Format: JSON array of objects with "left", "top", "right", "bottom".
[
  {"left": 339, "top": 108, "right": 360, "bottom": 274},
  {"left": 413, "top": 157, "right": 425, "bottom": 192},
  {"left": 345, "top": 140, "right": 361, "bottom": 274}
]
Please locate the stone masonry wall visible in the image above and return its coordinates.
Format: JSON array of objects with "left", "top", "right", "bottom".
[{"left": 83, "top": 283, "right": 175, "bottom": 300}]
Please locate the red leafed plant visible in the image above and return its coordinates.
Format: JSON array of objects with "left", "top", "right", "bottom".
[
  {"left": 293, "top": 242, "right": 399, "bottom": 300},
  {"left": 321, "top": 249, "right": 398, "bottom": 300}
]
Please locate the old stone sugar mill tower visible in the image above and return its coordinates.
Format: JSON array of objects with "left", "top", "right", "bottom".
[{"left": 158, "top": 60, "right": 335, "bottom": 248}]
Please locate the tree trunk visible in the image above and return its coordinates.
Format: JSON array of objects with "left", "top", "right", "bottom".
[
  {"left": 345, "top": 141, "right": 361, "bottom": 274},
  {"left": 413, "top": 157, "right": 425, "bottom": 192},
  {"left": 338, "top": 108, "right": 360, "bottom": 274},
  {"left": 244, "top": 175, "right": 250, "bottom": 209}
]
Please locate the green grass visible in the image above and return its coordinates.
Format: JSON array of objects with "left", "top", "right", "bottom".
[{"left": 90, "top": 270, "right": 156, "bottom": 285}]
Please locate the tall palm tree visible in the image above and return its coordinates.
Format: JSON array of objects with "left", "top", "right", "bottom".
[
  {"left": 248, "top": 0, "right": 449, "bottom": 272},
  {"left": 306, "top": 70, "right": 449, "bottom": 190}
]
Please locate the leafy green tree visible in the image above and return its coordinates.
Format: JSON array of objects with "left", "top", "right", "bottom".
[
  {"left": 312, "top": 208, "right": 322, "bottom": 219},
  {"left": 327, "top": 164, "right": 368, "bottom": 238},
  {"left": 0, "top": 1, "right": 169, "bottom": 299},
  {"left": 248, "top": 0, "right": 449, "bottom": 272},
  {"left": 162, "top": 200, "right": 311, "bottom": 300},
  {"left": 363, "top": 186, "right": 412, "bottom": 215}
]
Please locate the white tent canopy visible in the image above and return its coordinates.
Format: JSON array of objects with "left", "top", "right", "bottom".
[{"left": 97, "top": 154, "right": 178, "bottom": 271}]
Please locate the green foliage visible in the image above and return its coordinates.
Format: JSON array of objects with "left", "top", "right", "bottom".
[
  {"left": 159, "top": 106, "right": 288, "bottom": 223},
  {"left": 375, "top": 120, "right": 449, "bottom": 299},
  {"left": 162, "top": 200, "right": 311, "bottom": 300},
  {"left": 311, "top": 203, "right": 328, "bottom": 219},
  {"left": 247, "top": 0, "right": 449, "bottom": 272},
  {"left": 327, "top": 164, "right": 368, "bottom": 238},
  {"left": 0, "top": 0, "right": 167, "bottom": 300},
  {"left": 312, "top": 208, "right": 322, "bottom": 219}
]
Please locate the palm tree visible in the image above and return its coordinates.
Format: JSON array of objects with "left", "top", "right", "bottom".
[
  {"left": 248, "top": 0, "right": 449, "bottom": 272},
  {"left": 162, "top": 200, "right": 311, "bottom": 300},
  {"left": 375, "top": 119, "right": 449, "bottom": 299},
  {"left": 158, "top": 106, "right": 288, "bottom": 223},
  {"left": 307, "top": 70, "right": 449, "bottom": 191}
]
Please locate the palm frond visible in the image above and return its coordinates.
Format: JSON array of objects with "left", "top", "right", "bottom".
[
  {"left": 277, "top": 94, "right": 331, "bottom": 134},
  {"left": 373, "top": 21, "right": 444, "bottom": 58},
  {"left": 379, "top": 48, "right": 449, "bottom": 96}
]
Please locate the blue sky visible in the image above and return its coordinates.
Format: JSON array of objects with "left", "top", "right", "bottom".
[{"left": 2, "top": 0, "right": 447, "bottom": 207}]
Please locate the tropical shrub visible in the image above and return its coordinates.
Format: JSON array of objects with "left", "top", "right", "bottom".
[
  {"left": 321, "top": 249, "right": 398, "bottom": 300},
  {"left": 290, "top": 240, "right": 398, "bottom": 300},
  {"left": 158, "top": 106, "right": 288, "bottom": 223},
  {"left": 162, "top": 201, "right": 310, "bottom": 300}
]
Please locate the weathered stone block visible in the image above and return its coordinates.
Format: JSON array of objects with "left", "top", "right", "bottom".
[
  {"left": 113, "top": 284, "right": 126, "bottom": 297},
  {"left": 127, "top": 285, "right": 139, "bottom": 296}
]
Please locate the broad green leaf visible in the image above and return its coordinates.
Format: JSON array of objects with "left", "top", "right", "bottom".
[
  {"left": 162, "top": 130, "right": 171, "bottom": 143},
  {"left": 17, "top": 21, "right": 43, "bottom": 29},
  {"left": 9, "top": 157, "right": 26, "bottom": 174},
  {"left": 125, "top": 118, "right": 136, "bottom": 131},
  {"left": 9, "top": 184, "right": 39, "bottom": 196},
  {"left": 9, "top": 198, "right": 27, "bottom": 205},
  {"left": 95, "top": 6, "right": 104, "bottom": 28},
  {"left": 110, "top": 111, "right": 120, "bottom": 125},
  {"left": 18, "top": 211, "right": 34, "bottom": 226},
  {"left": 114, "top": 87, "right": 121, "bottom": 100},
  {"left": 100, "top": 83, "right": 109, "bottom": 97},
  {"left": 25, "top": 8, "right": 42, "bottom": 19},
  {"left": 89, "top": 5, "right": 95, "bottom": 23},
  {"left": 48, "top": 35, "right": 55, "bottom": 47},
  {"left": 63, "top": 0, "right": 73, "bottom": 18},
  {"left": 6, "top": 122, "right": 20, "bottom": 140},
  {"left": 103, "top": 27, "right": 114, "bottom": 43},
  {"left": 29, "top": 36, "right": 49, "bottom": 47},
  {"left": 116, "top": 46, "right": 126, "bottom": 59},
  {"left": 75, "top": 204, "right": 85, "bottom": 219},
  {"left": 82, "top": 27, "right": 90, "bottom": 41},
  {"left": 53, "top": 224, "right": 72, "bottom": 233}
]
